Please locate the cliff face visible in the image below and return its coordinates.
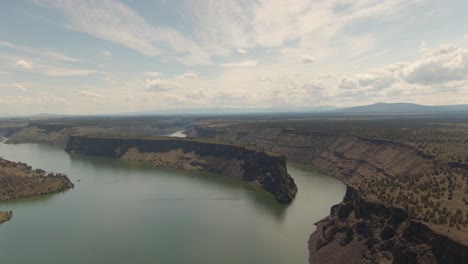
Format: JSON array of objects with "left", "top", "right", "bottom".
[
  {"left": 65, "top": 136, "right": 297, "bottom": 204},
  {"left": 309, "top": 186, "right": 468, "bottom": 264},
  {"left": 188, "top": 126, "right": 433, "bottom": 183},
  {"left": 187, "top": 123, "right": 468, "bottom": 263}
]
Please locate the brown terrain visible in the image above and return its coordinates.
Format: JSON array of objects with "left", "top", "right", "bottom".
[
  {"left": 0, "top": 157, "right": 74, "bottom": 224},
  {"left": 185, "top": 116, "right": 468, "bottom": 263}
]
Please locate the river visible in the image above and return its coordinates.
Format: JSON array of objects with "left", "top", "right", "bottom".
[{"left": 0, "top": 141, "right": 345, "bottom": 263}]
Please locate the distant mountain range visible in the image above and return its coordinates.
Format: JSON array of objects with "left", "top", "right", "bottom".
[
  {"left": 336, "top": 102, "right": 468, "bottom": 115},
  {"left": 127, "top": 103, "right": 468, "bottom": 115},
  {"left": 2, "top": 103, "right": 468, "bottom": 118},
  {"left": 121, "top": 105, "right": 338, "bottom": 116}
]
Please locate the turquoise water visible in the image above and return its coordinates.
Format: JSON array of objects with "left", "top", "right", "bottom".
[{"left": 0, "top": 142, "right": 345, "bottom": 263}]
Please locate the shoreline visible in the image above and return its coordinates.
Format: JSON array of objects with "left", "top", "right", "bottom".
[
  {"left": 66, "top": 135, "right": 297, "bottom": 204},
  {"left": 0, "top": 156, "right": 74, "bottom": 224}
]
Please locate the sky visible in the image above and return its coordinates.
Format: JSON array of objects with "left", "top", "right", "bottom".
[{"left": 1, "top": 0, "right": 468, "bottom": 115}]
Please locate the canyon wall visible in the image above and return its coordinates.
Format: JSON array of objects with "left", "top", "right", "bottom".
[
  {"left": 309, "top": 186, "right": 468, "bottom": 263},
  {"left": 65, "top": 135, "right": 297, "bottom": 204},
  {"left": 187, "top": 124, "right": 468, "bottom": 263}
]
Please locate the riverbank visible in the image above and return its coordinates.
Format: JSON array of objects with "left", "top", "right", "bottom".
[{"left": 0, "top": 157, "right": 74, "bottom": 224}]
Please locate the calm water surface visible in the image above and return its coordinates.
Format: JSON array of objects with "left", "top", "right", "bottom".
[{"left": 0, "top": 141, "right": 345, "bottom": 264}]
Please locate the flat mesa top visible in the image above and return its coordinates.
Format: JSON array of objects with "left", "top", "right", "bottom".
[{"left": 69, "top": 135, "right": 280, "bottom": 157}]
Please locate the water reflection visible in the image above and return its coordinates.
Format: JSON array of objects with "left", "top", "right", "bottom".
[
  {"left": 0, "top": 141, "right": 345, "bottom": 264},
  {"left": 66, "top": 152, "right": 289, "bottom": 221}
]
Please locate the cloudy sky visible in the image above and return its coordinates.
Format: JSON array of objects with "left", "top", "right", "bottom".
[{"left": 1, "top": 0, "right": 468, "bottom": 114}]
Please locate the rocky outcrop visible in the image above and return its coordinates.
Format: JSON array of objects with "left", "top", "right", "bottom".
[
  {"left": 65, "top": 135, "right": 297, "bottom": 204},
  {"left": 0, "top": 158, "right": 73, "bottom": 224},
  {"left": 0, "top": 211, "right": 12, "bottom": 224},
  {"left": 0, "top": 158, "right": 74, "bottom": 202},
  {"left": 309, "top": 186, "right": 468, "bottom": 263}
]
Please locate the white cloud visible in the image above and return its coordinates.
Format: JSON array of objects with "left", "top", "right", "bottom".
[
  {"left": 400, "top": 46, "right": 468, "bottom": 84},
  {"left": 221, "top": 60, "right": 258, "bottom": 67},
  {"left": 236, "top": 48, "right": 247, "bottom": 54},
  {"left": 79, "top": 90, "right": 104, "bottom": 98},
  {"left": 185, "top": 0, "right": 422, "bottom": 60},
  {"left": 354, "top": 73, "right": 396, "bottom": 90},
  {"left": 301, "top": 56, "right": 316, "bottom": 64},
  {"left": 181, "top": 72, "right": 199, "bottom": 79},
  {"left": 0, "top": 40, "right": 79, "bottom": 62},
  {"left": 9, "top": 57, "right": 97, "bottom": 76},
  {"left": 36, "top": 0, "right": 423, "bottom": 66},
  {"left": 41, "top": 67, "right": 97, "bottom": 76},
  {"left": 143, "top": 71, "right": 162, "bottom": 77},
  {"left": 329, "top": 37, "right": 468, "bottom": 104},
  {"left": 100, "top": 50, "right": 112, "bottom": 56},
  {"left": 13, "top": 60, "right": 33, "bottom": 69},
  {"left": 146, "top": 79, "right": 179, "bottom": 92},
  {"left": 12, "top": 83, "right": 27, "bottom": 92},
  {"left": 318, "top": 73, "right": 334, "bottom": 79},
  {"left": 339, "top": 77, "right": 359, "bottom": 89},
  {"left": 38, "top": 0, "right": 209, "bottom": 64}
]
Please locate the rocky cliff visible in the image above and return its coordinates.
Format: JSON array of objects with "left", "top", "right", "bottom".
[
  {"left": 187, "top": 121, "right": 468, "bottom": 263},
  {"left": 65, "top": 135, "right": 297, "bottom": 204},
  {"left": 309, "top": 186, "right": 468, "bottom": 263}
]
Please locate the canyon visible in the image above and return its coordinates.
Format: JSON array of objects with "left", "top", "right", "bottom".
[{"left": 3, "top": 116, "right": 468, "bottom": 263}]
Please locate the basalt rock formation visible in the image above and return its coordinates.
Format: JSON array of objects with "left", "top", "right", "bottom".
[
  {"left": 309, "top": 186, "right": 468, "bottom": 263},
  {"left": 186, "top": 120, "right": 468, "bottom": 263},
  {"left": 65, "top": 135, "right": 297, "bottom": 204}
]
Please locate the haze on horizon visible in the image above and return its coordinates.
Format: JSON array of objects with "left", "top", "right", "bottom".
[{"left": 1, "top": 0, "right": 468, "bottom": 115}]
